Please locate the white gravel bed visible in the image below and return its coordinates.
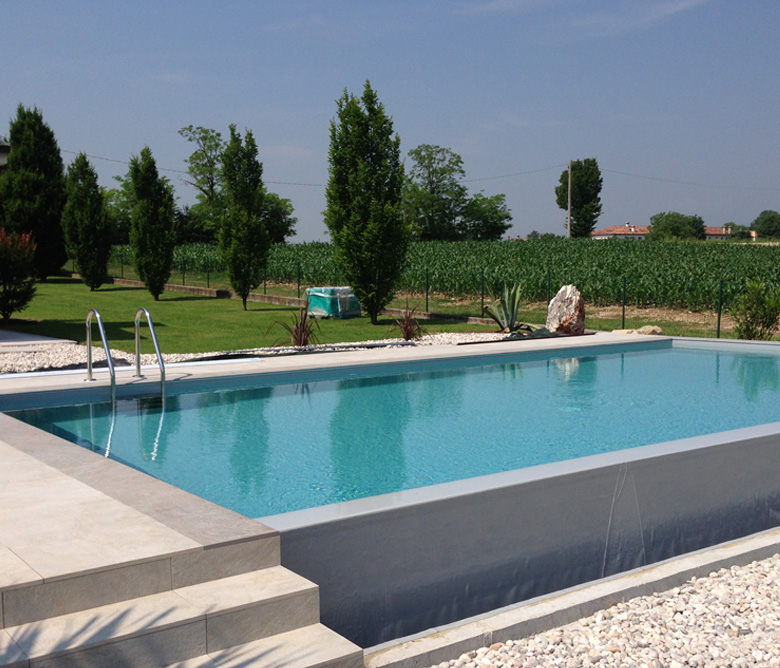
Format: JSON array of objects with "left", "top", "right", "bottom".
[
  {"left": 432, "top": 555, "right": 780, "bottom": 668},
  {"left": 0, "top": 332, "right": 508, "bottom": 374}
]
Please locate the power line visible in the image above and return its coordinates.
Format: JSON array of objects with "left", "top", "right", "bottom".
[
  {"left": 459, "top": 164, "right": 566, "bottom": 183},
  {"left": 61, "top": 149, "right": 325, "bottom": 187},
  {"left": 602, "top": 168, "right": 780, "bottom": 193},
  {"left": 61, "top": 149, "right": 780, "bottom": 194}
]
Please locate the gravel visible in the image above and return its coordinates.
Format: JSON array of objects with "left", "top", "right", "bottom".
[
  {"left": 0, "top": 332, "right": 508, "bottom": 374},
  {"left": 430, "top": 556, "right": 780, "bottom": 668}
]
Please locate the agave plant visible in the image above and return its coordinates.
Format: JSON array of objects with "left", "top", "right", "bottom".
[{"left": 482, "top": 283, "right": 533, "bottom": 333}]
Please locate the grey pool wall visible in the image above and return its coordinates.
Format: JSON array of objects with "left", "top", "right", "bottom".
[{"left": 263, "top": 417, "right": 780, "bottom": 648}]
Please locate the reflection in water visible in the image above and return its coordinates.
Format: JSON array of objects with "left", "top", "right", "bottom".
[
  {"left": 407, "top": 368, "right": 465, "bottom": 421},
  {"left": 731, "top": 354, "right": 779, "bottom": 401},
  {"left": 330, "top": 376, "right": 410, "bottom": 498},
  {"left": 550, "top": 356, "right": 598, "bottom": 408},
  {"left": 194, "top": 388, "right": 273, "bottom": 496},
  {"left": 136, "top": 395, "right": 181, "bottom": 463}
]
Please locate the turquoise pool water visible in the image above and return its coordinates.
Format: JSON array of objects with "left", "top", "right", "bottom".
[{"left": 8, "top": 342, "right": 780, "bottom": 517}]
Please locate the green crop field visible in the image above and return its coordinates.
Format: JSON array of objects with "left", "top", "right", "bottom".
[{"left": 109, "top": 239, "right": 780, "bottom": 312}]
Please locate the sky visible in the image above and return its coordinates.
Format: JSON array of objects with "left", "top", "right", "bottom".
[{"left": 2, "top": 0, "right": 780, "bottom": 241}]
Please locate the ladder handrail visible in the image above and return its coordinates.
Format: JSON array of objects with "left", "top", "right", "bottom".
[
  {"left": 85, "top": 308, "right": 116, "bottom": 404},
  {"left": 134, "top": 307, "right": 166, "bottom": 394}
]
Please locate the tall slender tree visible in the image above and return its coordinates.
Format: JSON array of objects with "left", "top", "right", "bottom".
[
  {"left": 128, "top": 147, "right": 176, "bottom": 300},
  {"left": 555, "top": 158, "right": 603, "bottom": 238},
  {"left": 0, "top": 105, "right": 67, "bottom": 278},
  {"left": 219, "top": 125, "right": 270, "bottom": 310},
  {"left": 325, "top": 81, "right": 408, "bottom": 324},
  {"left": 62, "top": 154, "right": 112, "bottom": 290}
]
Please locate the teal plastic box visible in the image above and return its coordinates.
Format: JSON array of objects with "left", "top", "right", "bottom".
[{"left": 305, "top": 287, "right": 361, "bottom": 319}]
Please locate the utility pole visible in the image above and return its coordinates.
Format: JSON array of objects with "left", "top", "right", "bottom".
[{"left": 567, "top": 160, "right": 572, "bottom": 238}]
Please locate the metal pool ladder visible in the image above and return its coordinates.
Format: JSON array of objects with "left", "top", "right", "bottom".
[
  {"left": 134, "top": 307, "right": 166, "bottom": 396},
  {"left": 85, "top": 308, "right": 116, "bottom": 404}
]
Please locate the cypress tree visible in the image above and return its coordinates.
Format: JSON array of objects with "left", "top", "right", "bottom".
[
  {"left": 0, "top": 105, "right": 67, "bottom": 278},
  {"left": 219, "top": 125, "right": 270, "bottom": 310},
  {"left": 324, "top": 81, "right": 408, "bottom": 324},
  {"left": 128, "top": 147, "right": 176, "bottom": 300},
  {"left": 62, "top": 154, "right": 112, "bottom": 290}
]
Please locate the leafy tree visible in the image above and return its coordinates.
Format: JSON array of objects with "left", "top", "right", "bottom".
[
  {"left": 403, "top": 144, "right": 511, "bottom": 241},
  {"left": 460, "top": 192, "right": 512, "bottom": 241},
  {"left": 179, "top": 125, "right": 226, "bottom": 240},
  {"left": 219, "top": 124, "right": 270, "bottom": 310},
  {"left": 62, "top": 154, "right": 112, "bottom": 290},
  {"left": 0, "top": 229, "right": 36, "bottom": 320},
  {"left": 750, "top": 210, "right": 780, "bottom": 239},
  {"left": 128, "top": 147, "right": 176, "bottom": 300},
  {"left": 261, "top": 190, "right": 297, "bottom": 244},
  {"left": 725, "top": 222, "right": 752, "bottom": 241},
  {"left": 731, "top": 281, "right": 780, "bottom": 340},
  {"left": 555, "top": 158, "right": 603, "bottom": 238},
  {"left": 404, "top": 144, "right": 467, "bottom": 240},
  {"left": 324, "top": 81, "right": 408, "bottom": 325},
  {"left": 647, "top": 211, "right": 705, "bottom": 241},
  {"left": 104, "top": 174, "right": 135, "bottom": 244},
  {"left": 0, "top": 105, "right": 67, "bottom": 278}
]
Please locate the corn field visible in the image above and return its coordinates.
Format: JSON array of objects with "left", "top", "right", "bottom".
[{"left": 110, "top": 239, "right": 780, "bottom": 310}]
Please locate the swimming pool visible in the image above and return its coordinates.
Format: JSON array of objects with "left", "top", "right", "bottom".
[
  {"left": 7, "top": 338, "right": 780, "bottom": 518},
  {"left": 3, "top": 335, "right": 780, "bottom": 647}
]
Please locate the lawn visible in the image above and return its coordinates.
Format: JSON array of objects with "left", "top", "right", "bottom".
[{"left": 0, "top": 278, "right": 498, "bottom": 354}]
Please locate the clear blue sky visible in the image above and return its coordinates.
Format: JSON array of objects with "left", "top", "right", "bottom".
[{"left": 3, "top": 0, "right": 779, "bottom": 241}]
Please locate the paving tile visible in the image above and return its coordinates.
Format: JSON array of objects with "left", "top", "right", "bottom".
[
  {"left": 7, "top": 591, "right": 202, "bottom": 659},
  {"left": 0, "top": 441, "right": 62, "bottom": 484},
  {"left": 30, "top": 619, "right": 206, "bottom": 668},
  {"left": 0, "top": 542, "right": 42, "bottom": 592},
  {"left": 205, "top": 587, "right": 320, "bottom": 652},
  {"left": 0, "top": 628, "right": 28, "bottom": 667},
  {"left": 3, "top": 558, "right": 172, "bottom": 627},
  {"left": 174, "top": 567, "right": 315, "bottom": 612},
  {"left": 171, "top": 536, "right": 280, "bottom": 588},
  {"left": 0, "top": 475, "right": 198, "bottom": 579},
  {"left": 207, "top": 624, "right": 363, "bottom": 668}
]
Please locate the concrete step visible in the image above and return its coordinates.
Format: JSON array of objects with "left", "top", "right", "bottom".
[
  {"left": 163, "top": 624, "right": 364, "bottom": 668},
  {"left": 1, "top": 533, "right": 281, "bottom": 629},
  {"left": 1, "top": 566, "right": 320, "bottom": 667}
]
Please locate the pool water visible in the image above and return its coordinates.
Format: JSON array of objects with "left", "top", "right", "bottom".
[{"left": 9, "top": 343, "right": 780, "bottom": 517}]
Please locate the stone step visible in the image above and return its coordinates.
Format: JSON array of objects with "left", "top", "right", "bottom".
[
  {"left": 1, "top": 533, "right": 281, "bottom": 629},
  {"left": 163, "top": 624, "right": 364, "bottom": 668},
  {"left": 1, "top": 566, "right": 319, "bottom": 667}
]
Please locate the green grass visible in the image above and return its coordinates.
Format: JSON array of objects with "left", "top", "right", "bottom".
[{"left": 1, "top": 278, "right": 497, "bottom": 354}]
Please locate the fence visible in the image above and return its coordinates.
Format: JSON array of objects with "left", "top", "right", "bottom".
[{"left": 106, "top": 245, "right": 772, "bottom": 340}]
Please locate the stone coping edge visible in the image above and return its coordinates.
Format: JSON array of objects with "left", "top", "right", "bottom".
[{"left": 364, "top": 526, "right": 780, "bottom": 668}]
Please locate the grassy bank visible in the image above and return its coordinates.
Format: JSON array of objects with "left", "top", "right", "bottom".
[{"left": 0, "top": 278, "right": 497, "bottom": 354}]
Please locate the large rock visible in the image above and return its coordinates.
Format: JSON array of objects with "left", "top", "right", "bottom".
[{"left": 546, "top": 285, "right": 585, "bottom": 335}]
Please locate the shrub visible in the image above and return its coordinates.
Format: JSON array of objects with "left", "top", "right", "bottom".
[
  {"left": 271, "top": 303, "right": 321, "bottom": 347},
  {"left": 731, "top": 281, "right": 780, "bottom": 340},
  {"left": 390, "top": 302, "right": 424, "bottom": 341},
  {"left": 0, "top": 228, "right": 37, "bottom": 320}
]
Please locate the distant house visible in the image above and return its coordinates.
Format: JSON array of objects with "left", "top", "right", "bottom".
[
  {"left": 592, "top": 222, "right": 756, "bottom": 241},
  {"left": 591, "top": 222, "right": 649, "bottom": 240}
]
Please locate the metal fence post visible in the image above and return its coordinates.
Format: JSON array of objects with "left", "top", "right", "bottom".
[
  {"left": 547, "top": 272, "right": 551, "bottom": 304},
  {"left": 716, "top": 280, "right": 724, "bottom": 338},
  {"left": 425, "top": 268, "right": 429, "bottom": 313},
  {"left": 621, "top": 277, "right": 627, "bottom": 329},
  {"left": 263, "top": 263, "right": 267, "bottom": 295},
  {"left": 480, "top": 268, "right": 485, "bottom": 314},
  {"left": 297, "top": 260, "right": 301, "bottom": 299},
  {"left": 182, "top": 260, "right": 186, "bottom": 286}
]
